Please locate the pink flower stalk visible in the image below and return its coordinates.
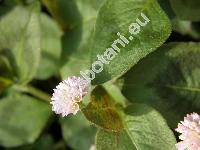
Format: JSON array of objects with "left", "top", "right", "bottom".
[
  {"left": 51, "top": 76, "right": 89, "bottom": 117},
  {"left": 175, "top": 113, "right": 200, "bottom": 150}
]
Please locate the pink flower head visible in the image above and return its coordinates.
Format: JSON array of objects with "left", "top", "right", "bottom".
[
  {"left": 175, "top": 113, "right": 200, "bottom": 150},
  {"left": 51, "top": 76, "right": 89, "bottom": 117}
]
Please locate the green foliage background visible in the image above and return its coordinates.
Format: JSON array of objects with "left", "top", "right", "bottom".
[{"left": 0, "top": 0, "right": 199, "bottom": 149}]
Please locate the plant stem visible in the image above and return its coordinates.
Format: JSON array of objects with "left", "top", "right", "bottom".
[
  {"left": 15, "top": 85, "right": 51, "bottom": 103},
  {"left": 27, "top": 86, "right": 51, "bottom": 102}
]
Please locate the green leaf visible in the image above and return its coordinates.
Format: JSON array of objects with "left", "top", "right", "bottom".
[
  {"left": 121, "top": 42, "right": 200, "bottom": 128},
  {"left": 42, "top": 0, "right": 104, "bottom": 31},
  {"left": 103, "top": 81, "right": 127, "bottom": 107},
  {"left": 90, "top": 0, "right": 171, "bottom": 85},
  {"left": 42, "top": 0, "right": 81, "bottom": 31},
  {"left": 50, "top": 0, "right": 105, "bottom": 79},
  {"left": 169, "top": 0, "right": 200, "bottom": 21},
  {"left": 8, "top": 134, "right": 55, "bottom": 150},
  {"left": 82, "top": 85, "right": 176, "bottom": 149},
  {"left": 82, "top": 86, "right": 123, "bottom": 132},
  {"left": 15, "top": 0, "right": 36, "bottom": 5},
  {"left": 96, "top": 104, "right": 176, "bottom": 150},
  {"left": 0, "top": 2, "right": 41, "bottom": 84},
  {"left": 0, "top": 92, "right": 51, "bottom": 147},
  {"left": 36, "top": 14, "right": 62, "bottom": 80},
  {"left": 60, "top": 45, "right": 91, "bottom": 79},
  {"left": 60, "top": 112, "right": 96, "bottom": 150}
]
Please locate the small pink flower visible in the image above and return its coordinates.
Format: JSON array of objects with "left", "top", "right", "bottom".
[
  {"left": 175, "top": 113, "right": 200, "bottom": 150},
  {"left": 51, "top": 76, "right": 89, "bottom": 117}
]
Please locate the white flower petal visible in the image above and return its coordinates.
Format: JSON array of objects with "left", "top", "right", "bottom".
[
  {"left": 51, "top": 76, "right": 89, "bottom": 117},
  {"left": 176, "top": 113, "right": 200, "bottom": 150}
]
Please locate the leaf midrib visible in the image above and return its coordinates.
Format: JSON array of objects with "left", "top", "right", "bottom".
[
  {"left": 124, "top": 124, "right": 141, "bottom": 150},
  {"left": 123, "top": 83, "right": 200, "bottom": 93}
]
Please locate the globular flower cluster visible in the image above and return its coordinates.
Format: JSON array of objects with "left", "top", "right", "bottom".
[
  {"left": 51, "top": 76, "right": 89, "bottom": 117},
  {"left": 175, "top": 113, "right": 200, "bottom": 150}
]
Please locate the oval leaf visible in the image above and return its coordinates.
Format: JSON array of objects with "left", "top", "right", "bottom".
[
  {"left": 82, "top": 86, "right": 123, "bottom": 132},
  {"left": 121, "top": 42, "right": 200, "bottom": 127},
  {"left": 0, "top": 92, "right": 51, "bottom": 147},
  {"left": 169, "top": 0, "right": 200, "bottom": 21},
  {"left": 96, "top": 104, "right": 176, "bottom": 150},
  {"left": 0, "top": 2, "right": 41, "bottom": 84},
  {"left": 90, "top": 0, "right": 171, "bottom": 84}
]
